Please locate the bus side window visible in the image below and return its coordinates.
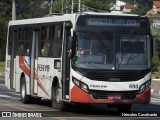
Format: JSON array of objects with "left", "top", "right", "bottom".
[
  {"left": 57, "top": 25, "right": 63, "bottom": 57},
  {"left": 18, "top": 42, "right": 24, "bottom": 56},
  {"left": 40, "top": 26, "right": 51, "bottom": 56},
  {"left": 50, "top": 25, "right": 63, "bottom": 57},
  {"left": 41, "top": 40, "right": 50, "bottom": 56}
]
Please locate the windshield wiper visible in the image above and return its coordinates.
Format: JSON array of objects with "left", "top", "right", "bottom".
[
  {"left": 120, "top": 31, "right": 136, "bottom": 67},
  {"left": 93, "top": 30, "right": 110, "bottom": 62}
]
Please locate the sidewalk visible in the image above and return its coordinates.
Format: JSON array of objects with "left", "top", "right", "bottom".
[
  {"left": 0, "top": 72, "right": 159, "bottom": 94},
  {"left": 151, "top": 79, "right": 160, "bottom": 94}
]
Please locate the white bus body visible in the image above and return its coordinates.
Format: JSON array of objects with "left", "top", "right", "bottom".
[{"left": 5, "top": 12, "right": 152, "bottom": 112}]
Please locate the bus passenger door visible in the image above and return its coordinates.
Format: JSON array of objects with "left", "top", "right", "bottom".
[
  {"left": 30, "top": 30, "right": 39, "bottom": 95},
  {"left": 62, "top": 23, "right": 72, "bottom": 100}
]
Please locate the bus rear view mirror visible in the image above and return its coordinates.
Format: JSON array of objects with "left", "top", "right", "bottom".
[{"left": 65, "top": 21, "right": 72, "bottom": 28}]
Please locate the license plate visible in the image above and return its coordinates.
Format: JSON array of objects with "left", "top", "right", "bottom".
[{"left": 108, "top": 95, "right": 121, "bottom": 100}]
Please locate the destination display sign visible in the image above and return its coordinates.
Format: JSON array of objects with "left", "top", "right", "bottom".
[
  {"left": 86, "top": 18, "right": 140, "bottom": 27},
  {"left": 76, "top": 15, "right": 149, "bottom": 29}
]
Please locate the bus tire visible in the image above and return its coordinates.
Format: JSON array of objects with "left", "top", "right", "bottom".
[
  {"left": 52, "top": 83, "right": 67, "bottom": 111},
  {"left": 20, "top": 77, "right": 31, "bottom": 104},
  {"left": 117, "top": 104, "right": 132, "bottom": 113}
]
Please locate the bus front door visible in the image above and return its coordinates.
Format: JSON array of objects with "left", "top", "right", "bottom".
[{"left": 30, "top": 30, "right": 39, "bottom": 95}]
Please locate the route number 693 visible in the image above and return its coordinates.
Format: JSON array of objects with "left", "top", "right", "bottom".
[{"left": 129, "top": 84, "right": 138, "bottom": 89}]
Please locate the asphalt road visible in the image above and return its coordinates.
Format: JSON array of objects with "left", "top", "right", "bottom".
[{"left": 0, "top": 76, "right": 160, "bottom": 120}]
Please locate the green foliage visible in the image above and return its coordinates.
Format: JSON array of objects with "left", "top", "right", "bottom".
[
  {"left": 131, "top": 7, "right": 148, "bottom": 15},
  {"left": 84, "top": 0, "right": 110, "bottom": 12},
  {"left": 52, "top": 1, "right": 62, "bottom": 13},
  {"left": 150, "top": 18, "right": 160, "bottom": 73},
  {"left": 0, "top": 62, "right": 5, "bottom": 72},
  {"left": 154, "top": 35, "right": 160, "bottom": 60},
  {"left": 0, "top": 1, "right": 12, "bottom": 21},
  {"left": 0, "top": 19, "right": 7, "bottom": 61},
  {"left": 152, "top": 55, "right": 160, "bottom": 71}
]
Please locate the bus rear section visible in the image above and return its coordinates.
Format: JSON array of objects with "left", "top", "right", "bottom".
[{"left": 69, "top": 14, "right": 152, "bottom": 112}]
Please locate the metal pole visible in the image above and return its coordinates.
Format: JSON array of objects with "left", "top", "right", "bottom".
[
  {"left": 50, "top": 0, "right": 53, "bottom": 14},
  {"left": 78, "top": 0, "right": 81, "bottom": 13},
  {"left": 12, "top": 0, "right": 16, "bottom": 20},
  {"left": 71, "top": 0, "right": 74, "bottom": 14},
  {"left": 62, "top": 0, "right": 64, "bottom": 14},
  {"left": 82, "top": 4, "right": 84, "bottom": 13},
  {"left": 66, "top": 0, "right": 68, "bottom": 14}
]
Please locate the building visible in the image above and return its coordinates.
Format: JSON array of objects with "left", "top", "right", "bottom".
[
  {"left": 110, "top": 0, "right": 126, "bottom": 11},
  {"left": 110, "top": 0, "right": 137, "bottom": 13},
  {"left": 153, "top": 1, "right": 160, "bottom": 14},
  {"left": 122, "top": 4, "right": 137, "bottom": 13}
]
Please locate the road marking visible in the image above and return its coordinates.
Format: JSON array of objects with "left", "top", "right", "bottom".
[
  {"left": 3, "top": 104, "right": 30, "bottom": 111},
  {"left": 52, "top": 117, "right": 96, "bottom": 120},
  {"left": 52, "top": 117, "right": 66, "bottom": 120},
  {"left": 0, "top": 92, "right": 20, "bottom": 96},
  {"left": 0, "top": 94, "right": 19, "bottom": 99},
  {"left": 0, "top": 84, "right": 6, "bottom": 86},
  {"left": 151, "top": 97, "right": 160, "bottom": 103},
  {"left": 151, "top": 98, "right": 160, "bottom": 101},
  {"left": 152, "top": 79, "right": 160, "bottom": 81},
  {"left": 2, "top": 104, "right": 58, "bottom": 117}
]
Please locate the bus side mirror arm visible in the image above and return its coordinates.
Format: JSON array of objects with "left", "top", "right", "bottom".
[
  {"left": 68, "top": 37, "right": 75, "bottom": 59},
  {"left": 68, "top": 49, "right": 72, "bottom": 58}
]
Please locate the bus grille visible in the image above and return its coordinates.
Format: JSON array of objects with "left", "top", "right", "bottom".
[
  {"left": 90, "top": 90, "right": 138, "bottom": 100},
  {"left": 73, "top": 68, "right": 150, "bottom": 81}
]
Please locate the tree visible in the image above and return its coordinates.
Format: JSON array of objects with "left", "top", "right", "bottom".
[
  {"left": 83, "top": 0, "right": 110, "bottom": 12},
  {"left": 131, "top": 7, "right": 148, "bottom": 15},
  {"left": 0, "top": 19, "right": 7, "bottom": 61}
]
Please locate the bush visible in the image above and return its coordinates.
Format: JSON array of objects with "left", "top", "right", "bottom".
[{"left": 152, "top": 55, "right": 160, "bottom": 71}]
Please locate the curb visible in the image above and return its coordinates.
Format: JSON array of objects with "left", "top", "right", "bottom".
[{"left": 152, "top": 79, "right": 160, "bottom": 81}]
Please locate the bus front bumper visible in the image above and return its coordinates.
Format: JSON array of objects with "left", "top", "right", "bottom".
[{"left": 71, "top": 86, "right": 151, "bottom": 104}]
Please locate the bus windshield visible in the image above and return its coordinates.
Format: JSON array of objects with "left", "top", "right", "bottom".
[{"left": 73, "top": 32, "right": 150, "bottom": 70}]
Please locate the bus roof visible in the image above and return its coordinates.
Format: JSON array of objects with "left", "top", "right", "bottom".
[
  {"left": 9, "top": 14, "right": 74, "bottom": 26},
  {"left": 82, "top": 11, "right": 139, "bottom": 16},
  {"left": 9, "top": 12, "right": 142, "bottom": 26}
]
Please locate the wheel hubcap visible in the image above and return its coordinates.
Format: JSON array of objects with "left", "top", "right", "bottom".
[{"left": 21, "top": 84, "right": 25, "bottom": 99}]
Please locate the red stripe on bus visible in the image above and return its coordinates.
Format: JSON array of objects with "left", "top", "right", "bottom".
[
  {"left": 19, "top": 56, "right": 49, "bottom": 97},
  {"left": 19, "top": 56, "right": 30, "bottom": 76},
  {"left": 37, "top": 81, "right": 49, "bottom": 96}
]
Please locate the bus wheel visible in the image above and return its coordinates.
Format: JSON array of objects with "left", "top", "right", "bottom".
[
  {"left": 20, "top": 77, "right": 31, "bottom": 104},
  {"left": 52, "top": 83, "right": 67, "bottom": 111},
  {"left": 117, "top": 104, "right": 132, "bottom": 113}
]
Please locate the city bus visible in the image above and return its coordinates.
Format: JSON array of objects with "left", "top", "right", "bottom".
[{"left": 5, "top": 12, "right": 153, "bottom": 112}]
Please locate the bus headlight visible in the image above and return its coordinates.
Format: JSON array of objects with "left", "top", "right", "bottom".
[
  {"left": 72, "top": 77, "right": 89, "bottom": 93},
  {"left": 139, "top": 84, "right": 145, "bottom": 92},
  {"left": 81, "top": 83, "right": 88, "bottom": 92},
  {"left": 73, "top": 78, "right": 80, "bottom": 87},
  {"left": 139, "top": 80, "right": 151, "bottom": 93}
]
